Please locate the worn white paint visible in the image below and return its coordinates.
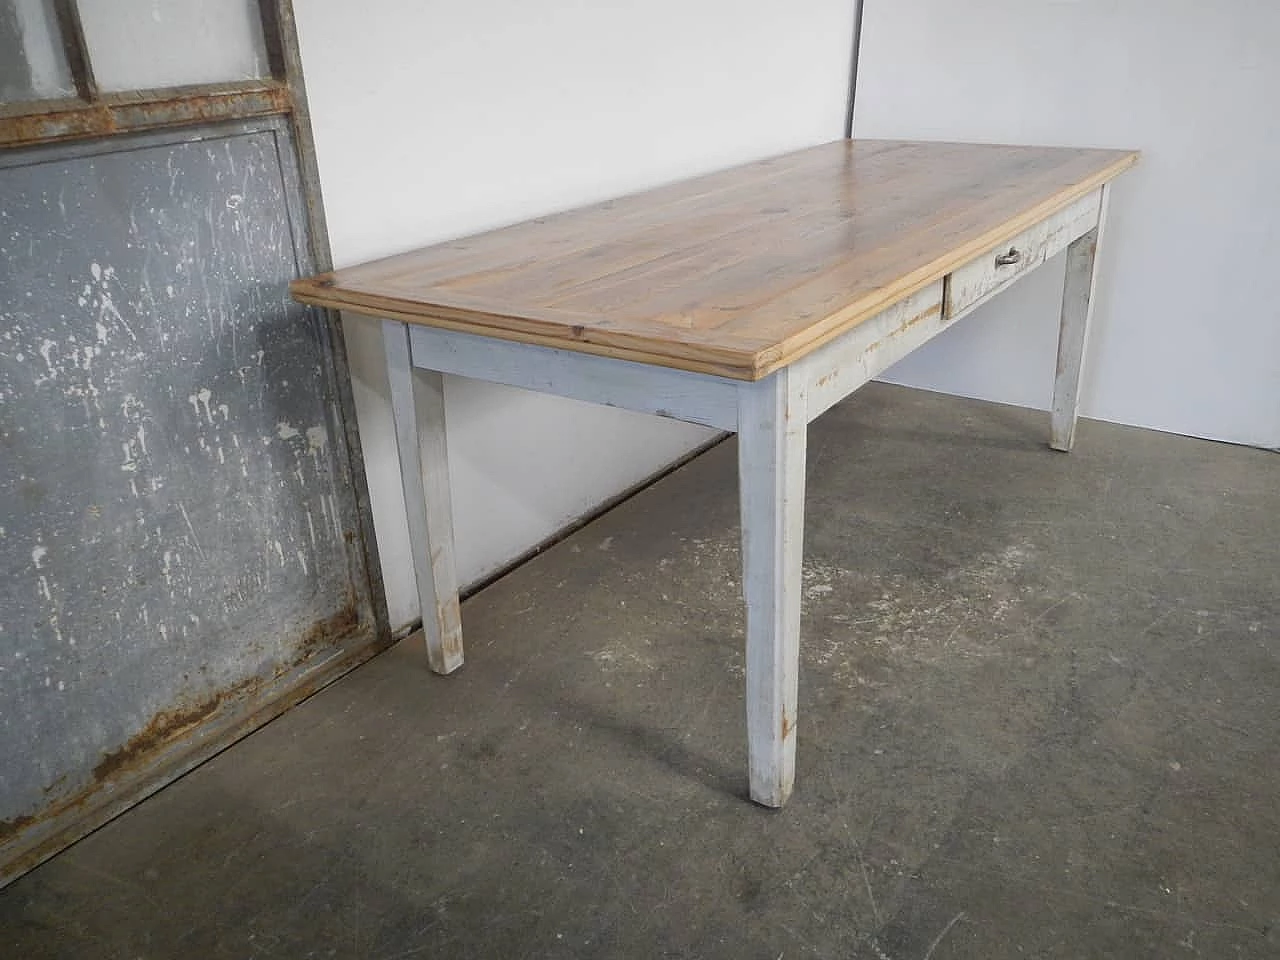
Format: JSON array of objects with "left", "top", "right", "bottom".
[
  {"left": 945, "top": 191, "right": 1101, "bottom": 322},
  {"left": 797, "top": 283, "right": 945, "bottom": 423},
  {"left": 383, "top": 320, "right": 463, "bottom": 673},
  {"left": 1051, "top": 187, "right": 1111, "bottom": 452},
  {"left": 858, "top": 0, "right": 1280, "bottom": 448},
  {"left": 406, "top": 325, "right": 740, "bottom": 432},
  {"left": 293, "top": 0, "right": 855, "bottom": 630},
  {"left": 736, "top": 369, "right": 806, "bottom": 807}
]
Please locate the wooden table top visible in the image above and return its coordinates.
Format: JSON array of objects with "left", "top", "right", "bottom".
[{"left": 292, "top": 140, "right": 1137, "bottom": 380}]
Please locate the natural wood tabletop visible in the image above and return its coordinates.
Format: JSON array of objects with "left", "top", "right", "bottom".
[{"left": 292, "top": 140, "right": 1137, "bottom": 380}]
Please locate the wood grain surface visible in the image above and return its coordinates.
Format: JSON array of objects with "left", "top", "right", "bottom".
[{"left": 292, "top": 140, "right": 1137, "bottom": 380}]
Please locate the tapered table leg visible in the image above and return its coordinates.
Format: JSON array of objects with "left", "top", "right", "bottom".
[
  {"left": 1051, "top": 185, "right": 1111, "bottom": 452},
  {"left": 382, "top": 319, "right": 464, "bottom": 673},
  {"left": 737, "top": 369, "right": 807, "bottom": 807}
]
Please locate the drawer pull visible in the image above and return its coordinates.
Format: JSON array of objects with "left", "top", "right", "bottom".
[{"left": 995, "top": 248, "right": 1022, "bottom": 267}]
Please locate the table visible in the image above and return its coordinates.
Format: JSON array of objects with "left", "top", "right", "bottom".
[{"left": 292, "top": 140, "right": 1138, "bottom": 807}]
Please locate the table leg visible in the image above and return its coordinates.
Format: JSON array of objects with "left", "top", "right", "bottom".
[
  {"left": 737, "top": 369, "right": 807, "bottom": 807},
  {"left": 1051, "top": 184, "right": 1111, "bottom": 452},
  {"left": 382, "top": 319, "right": 464, "bottom": 674}
]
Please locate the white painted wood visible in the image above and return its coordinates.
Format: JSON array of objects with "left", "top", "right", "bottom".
[
  {"left": 407, "top": 325, "right": 739, "bottom": 431},
  {"left": 382, "top": 319, "right": 464, "bottom": 673},
  {"left": 797, "top": 283, "right": 945, "bottom": 423},
  {"left": 1051, "top": 185, "right": 1111, "bottom": 452},
  {"left": 946, "top": 190, "right": 1102, "bottom": 322},
  {"left": 736, "top": 368, "right": 806, "bottom": 807}
]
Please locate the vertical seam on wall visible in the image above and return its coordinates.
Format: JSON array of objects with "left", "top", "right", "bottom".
[{"left": 843, "top": 0, "right": 865, "bottom": 138}]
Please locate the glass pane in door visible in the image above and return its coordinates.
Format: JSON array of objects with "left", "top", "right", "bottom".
[
  {"left": 77, "top": 0, "right": 271, "bottom": 92},
  {"left": 0, "top": 0, "right": 76, "bottom": 103}
]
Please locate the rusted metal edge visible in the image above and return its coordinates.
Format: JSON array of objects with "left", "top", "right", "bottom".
[
  {"left": 0, "top": 81, "right": 291, "bottom": 148},
  {"left": 0, "top": 610, "right": 392, "bottom": 889}
]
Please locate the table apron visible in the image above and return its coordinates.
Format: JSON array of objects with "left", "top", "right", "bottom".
[
  {"left": 795, "top": 282, "right": 946, "bottom": 423},
  {"left": 407, "top": 323, "right": 741, "bottom": 431}
]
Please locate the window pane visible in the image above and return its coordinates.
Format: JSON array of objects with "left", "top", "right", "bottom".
[
  {"left": 77, "top": 0, "right": 270, "bottom": 93},
  {"left": 0, "top": 0, "right": 76, "bottom": 103}
]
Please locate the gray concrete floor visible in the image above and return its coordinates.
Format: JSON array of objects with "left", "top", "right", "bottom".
[{"left": 2, "top": 383, "right": 1278, "bottom": 959}]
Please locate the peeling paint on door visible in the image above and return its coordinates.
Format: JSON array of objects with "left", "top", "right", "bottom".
[{"left": 0, "top": 119, "right": 382, "bottom": 884}]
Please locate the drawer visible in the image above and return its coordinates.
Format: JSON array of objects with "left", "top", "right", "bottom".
[{"left": 945, "top": 189, "right": 1102, "bottom": 320}]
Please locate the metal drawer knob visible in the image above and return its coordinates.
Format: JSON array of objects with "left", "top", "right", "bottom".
[{"left": 995, "top": 248, "right": 1022, "bottom": 267}]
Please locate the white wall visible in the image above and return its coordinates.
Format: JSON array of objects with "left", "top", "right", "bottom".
[
  {"left": 859, "top": 0, "right": 1280, "bottom": 450},
  {"left": 294, "top": 0, "right": 854, "bottom": 631}
]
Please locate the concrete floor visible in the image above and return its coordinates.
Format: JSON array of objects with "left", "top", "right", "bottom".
[{"left": 2, "top": 383, "right": 1277, "bottom": 959}]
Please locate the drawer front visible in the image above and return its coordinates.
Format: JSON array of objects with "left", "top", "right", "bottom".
[{"left": 945, "top": 189, "right": 1102, "bottom": 320}]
